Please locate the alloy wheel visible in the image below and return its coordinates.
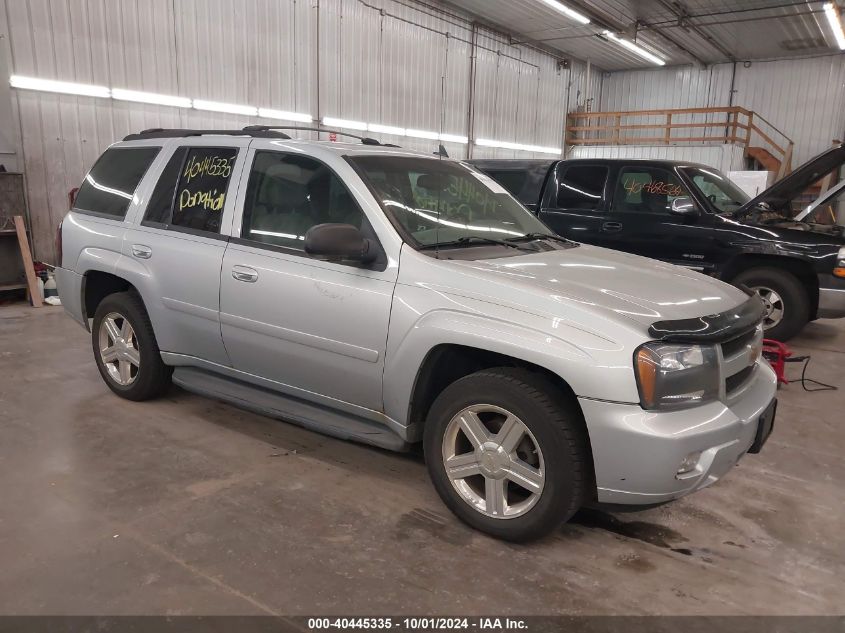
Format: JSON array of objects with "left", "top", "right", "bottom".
[
  {"left": 98, "top": 311, "right": 140, "bottom": 386},
  {"left": 752, "top": 286, "right": 785, "bottom": 330},
  {"left": 441, "top": 404, "right": 545, "bottom": 519}
]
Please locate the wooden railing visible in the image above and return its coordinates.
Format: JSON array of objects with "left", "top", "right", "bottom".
[{"left": 566, "top": 106, "right": 795, "bottom": 178}]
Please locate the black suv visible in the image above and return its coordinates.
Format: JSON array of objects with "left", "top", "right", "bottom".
[{"left": 471, "top": 145, "right": 845, "bottom": 341}]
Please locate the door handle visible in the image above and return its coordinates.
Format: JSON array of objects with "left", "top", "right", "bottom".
[
  {"left": 231, "top": 265, "right": 259, "bottom": 283},
  {"left": 131, "top": 244, "right": 152, "bottom": 259},
  {"left": 601, "top": 221, "right": 623, "bottom": 233}
]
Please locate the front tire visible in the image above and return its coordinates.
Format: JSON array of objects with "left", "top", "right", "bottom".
[
  {"left": 733, "top": 267, "right": 809, "bottom": 341},
  {"left": 423, "top": 368, "right": 590, "bottom": 542},
  {"left": 92, "top": 291, "right": 171, "bottom": 401}
]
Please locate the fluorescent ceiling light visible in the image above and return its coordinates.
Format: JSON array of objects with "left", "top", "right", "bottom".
[
  {"left": 476, "top": 138, "right": 561, "bottom": 155},
  {"left": 439, "top": 133, "right": 469, "bottom": 144},
  {"left": 193, "top": 99, "right": 257, "bottom": 116},
  {"left": 536, "top": 0, "right": 590, "bottom": 25},
  {"left": 824, "top": 3, "right": 845, "bottom": 50},
  {"left": 406, "top": 128, "right": 440, "bottom": 140},
  {"left": 323, "top": 117, "right": 367, "bottom": 130},
  {"left": 368, "top": 123, "right": 406, "bottom": 135},
  {"left": 10, "top": 75, "right": 110, "bottom": 98},
  {"left": 258, "top": 107, "right": 312, "bottom": 123},
  {"left": 602, "top": 30, "right": 666, "bottom": 66},
  {"left": 111, "top": 88, "right": 191, "bottom": 108}
]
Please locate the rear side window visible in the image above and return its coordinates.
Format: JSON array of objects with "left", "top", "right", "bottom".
[
  {"left": 170, "top": 147, "right": 238, "bottom": 234},
  {"left": 144, "top": 148, "right": 188, "bottom": 225},
  {"left": 74, "top": 147, "right": 160, "bottom": 218},
  {"left": 556, "top": 165, "right": 607, "bottom": 210}
]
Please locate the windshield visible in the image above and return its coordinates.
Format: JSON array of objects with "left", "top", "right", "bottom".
[
  {"left": 682, "top": 167, "right": 750, "bottom": 214},
  {"left": 348, "top": 156, "right": 553, "bottom": 248}
]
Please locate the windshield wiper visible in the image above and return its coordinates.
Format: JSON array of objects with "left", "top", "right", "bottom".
[
  {"left": 419, "top": 235, "right": 532, "bottom": 250},
  {"left": 507, "top": 232, "right": 575, "bottom": 245}
]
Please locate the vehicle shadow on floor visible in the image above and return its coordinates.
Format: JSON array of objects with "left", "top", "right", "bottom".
[{"left": 165, "top": 385, "right": 698, "bottom": 548}]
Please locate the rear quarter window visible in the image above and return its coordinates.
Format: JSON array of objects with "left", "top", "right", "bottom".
[
  {"left": 482, "top": 170, "right": 527, "bottom": 199},
  {"left": 556, "top": 165, "right": 608, "bottom": 209},
  {"left": 170, "top": 147, "right": 238, "bottom": 234},
  {"left": 74, "top": 147, "right": 160, "bottom": 218}
]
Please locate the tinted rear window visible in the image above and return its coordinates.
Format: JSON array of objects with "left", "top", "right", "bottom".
[
  {"left": 556, "top": 165, "right": 607, "bottom": 209},
  {"left": 74, "top": 147, "right": 160, "bottom": 217},
  {"left": 170, "top": 147, "right": 238, "bottom": 234},
  {"left": 143, "top": 147, "right": 188, "bottom": 225},
  {"left": 482, "top": 170, "right": 527, "bottom": 198}
]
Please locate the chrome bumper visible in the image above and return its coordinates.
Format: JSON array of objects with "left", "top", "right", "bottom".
[
  {"left": 580, "top": 361, "right": 777, "bottom": 505},
  {"left": 818, "top": 287, "right": 845, "bottom": 319},
  {"left": 817, "top": 273, "right": 845, "bottom": 319}
]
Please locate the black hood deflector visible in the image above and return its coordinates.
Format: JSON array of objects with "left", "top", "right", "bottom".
[{"left": 648, "top": 295, "right": 766, "bottom": 343}]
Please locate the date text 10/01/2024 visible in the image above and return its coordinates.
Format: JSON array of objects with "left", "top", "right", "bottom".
[{"left": 307, "top": 618, "right": 528, "bottom": 630}]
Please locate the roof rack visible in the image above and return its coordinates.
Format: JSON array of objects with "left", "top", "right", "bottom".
[
  {"left": 242, "top": 125, "right": 386, "bottom": 146},
  {"left": 122, "top": 128, "right": 292, "bottom": 141},
  {"left": 124, "top": 126, "right": 403, "bottom": 148}
]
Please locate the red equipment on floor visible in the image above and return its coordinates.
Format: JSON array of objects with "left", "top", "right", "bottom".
[
  {"left": 762, "top": 339, "right": 792, "bottom": 385},
  {"left": 762, "top": 339, "right": 836, "bottom": 392}
]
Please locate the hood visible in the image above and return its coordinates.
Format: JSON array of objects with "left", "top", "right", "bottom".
[
  {"left": 447, "top": 244, "right": 749, "bottom": 331},
  {"left": 737, "top": 144, "right": 845, "bottom": 216}
]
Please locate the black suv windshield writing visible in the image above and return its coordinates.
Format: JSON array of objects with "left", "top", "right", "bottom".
[{"left": 349, "top": 156, "right": 554, "bottom": 248}]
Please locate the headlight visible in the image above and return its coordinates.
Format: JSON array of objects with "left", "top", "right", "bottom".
[
  {"left": 835, "top": 246, "right": 845, "bottom": 278},
  {"left": 634, "top": 342, "right": 720, "bottom": 410}
]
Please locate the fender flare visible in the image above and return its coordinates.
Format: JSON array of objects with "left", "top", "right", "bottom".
[
  {"left": 382, "top": 308, "right": 638, "bottom": 430},
  {"left": 77, "top": 249, "right": 164, "bottom": 337}
]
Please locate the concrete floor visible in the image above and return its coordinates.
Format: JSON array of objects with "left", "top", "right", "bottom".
[{"left": 1, "top": 301, "right": 843, "bottom": 616}]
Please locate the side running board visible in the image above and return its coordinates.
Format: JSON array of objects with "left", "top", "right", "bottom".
[{"left": 172, "top": 367, "right": 409, "bottom": 452}]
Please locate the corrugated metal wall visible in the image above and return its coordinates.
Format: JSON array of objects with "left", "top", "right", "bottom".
[
  {"left": 2, "top": 0, "right": 576, "bottom": 262},
  {"left": 599, "top": 56, "right": 845, "bottom": 167},
  {"left": 601, "top": 65, "right": 733, "bottom": 112},
  {"left": 731, "top": 56, "right": 845, "bottom": 167},
  {"left": 569, "top": 143, "right": 746, "bottom": 174}
]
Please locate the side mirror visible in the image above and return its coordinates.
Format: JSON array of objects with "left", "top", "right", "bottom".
[
  {"left": 304, "top": 223, "right": 377, "bottom": 264},
  {"left": 669, "top": 196, "right": 699, "bottom": 218}
]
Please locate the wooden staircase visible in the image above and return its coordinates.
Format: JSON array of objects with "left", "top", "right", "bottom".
[
  {"left": 746, "top": 146, "right": 782, "bottom": 172},
  {"left": 566, "top": 106, "right": 795, "bottom": 180}
]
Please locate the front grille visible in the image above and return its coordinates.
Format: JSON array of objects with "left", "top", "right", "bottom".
[
  {"left": 725, "top": 365, "right": 754, "bottom": 395},
  {"left": 720, "top": 325, "right": 762, "bottom": 398},
  {"left": 721, "top": 328, "right": 757, "bottom": 358}
]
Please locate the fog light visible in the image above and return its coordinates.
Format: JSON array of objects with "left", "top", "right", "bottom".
[{"left": 676, "top": 452, "right": 701, "bottom": 476}]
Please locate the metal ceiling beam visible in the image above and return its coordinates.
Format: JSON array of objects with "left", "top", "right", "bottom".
[
  {"left": 634, "top": 19, "right": 709, "bottom": 66},
  {"left": 656, "top": 0, "right": 736, "bottom": 61},
  {"left": 506, "top": 0, "right": 708, "bottom": 67},
  {"left": 565, "top": 0, "right": 710, "bottom": 67}
]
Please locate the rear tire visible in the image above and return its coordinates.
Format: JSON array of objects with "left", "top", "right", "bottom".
[
  {"left": 92, "top": 291, "right": 171, "bottom": 401},
  {"left": 733, "top": 267, "right": 809, "bottom": 341},
  {"left": 423, "top": 367, "right": 590, "bottom": 542}
]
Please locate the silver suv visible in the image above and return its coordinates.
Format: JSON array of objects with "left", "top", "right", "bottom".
[{"left": 56, "top": 127, "right": 777, "bottom": 541}]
